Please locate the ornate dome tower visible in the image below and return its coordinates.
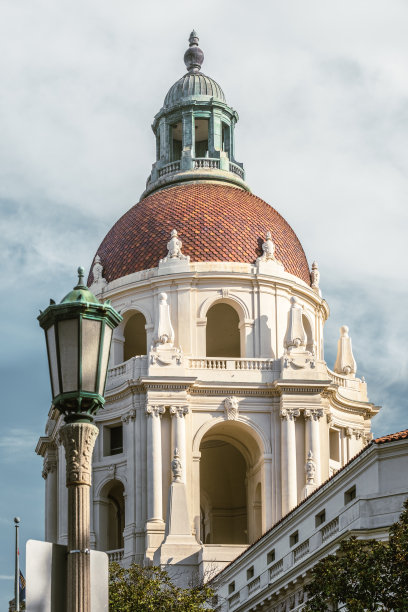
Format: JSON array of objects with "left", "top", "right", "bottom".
[{"left": 38, "top": 32, "right": 378, "bottom": 583}]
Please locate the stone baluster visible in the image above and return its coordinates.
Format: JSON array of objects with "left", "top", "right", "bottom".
[
  {"left": 170, "top": 406, "right": 189, "bottom": 483},
  {"left": 145, "top": 405, "right": 165, "bottom": 522},
  {"left": 304, "top": 409, "right": 323, "bottom": 487},
  {"left": 280, "top": 408, "right": 300, "bottom": 515}
]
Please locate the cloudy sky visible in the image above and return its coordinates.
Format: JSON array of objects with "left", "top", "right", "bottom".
[{"left": 0, "top": 0, "right": 407, "bottom": 605}]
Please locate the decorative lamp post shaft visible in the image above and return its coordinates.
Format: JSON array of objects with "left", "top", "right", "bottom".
[
  {"left": 38, "top": 267, "right": 122, "bottom": 612},
  {"left": 14, "top": 517, "right": 20, "bottom": 612}
]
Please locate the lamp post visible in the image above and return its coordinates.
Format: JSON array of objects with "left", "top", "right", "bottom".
[
  {"left": 38, "top": 267, "right": 122, "bottom": 612},
  {"left": 14, "top": 517, "right": 20, "bottom": 612}
]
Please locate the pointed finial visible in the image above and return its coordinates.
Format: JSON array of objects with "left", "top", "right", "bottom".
[
  {"left": 184, "top": 30, "right": 204, "bottom": 73},
  {"left": 74, "top": 266, "right": 86, "bottom": 289}
]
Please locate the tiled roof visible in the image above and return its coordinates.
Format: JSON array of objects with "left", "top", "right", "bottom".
[
  {"left": 88, "top": 183, "right": 311, "bottom": 285},
  {"left": 374, "top": 429, "right": 408, "bottom": 444}
]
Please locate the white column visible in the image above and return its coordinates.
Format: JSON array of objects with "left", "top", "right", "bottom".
[
  {"left": 145, "top": 405, "right": 165, "bottom": 522},
  {"left": 263, "top": 454, "right": 273, "bottom": 529},
  {"left": 170, "top": 406, "right": 189, "bottom": 483},
  {"left": 304, "top": 409, "right": 323, "bottom": 486},
  {"left": 280, "top": 408, "right": 299, "bottom": 515},
  {"left": 121, "top": 409, "right": 136, "bottom": 558}
]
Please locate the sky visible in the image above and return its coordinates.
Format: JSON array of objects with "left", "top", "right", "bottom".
[{"left": 0, "top": 0, "right": 407, "bottom": 606}]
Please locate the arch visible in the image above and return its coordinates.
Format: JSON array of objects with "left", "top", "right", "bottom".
[
  {"left": 96, "top": 479, "right": 125, "bottom": 552},
  {"left": 206, "top": 303, "right": 240, "bottom": 357},
  {"left": 198, "top": 294, "right": 250, "bottom": 321},
  {"left": 198, "top": 419, "right": 265, "bottom": 545},
  {"left": 124, "top": 312, "right": 147, "bottom": 360},
  {"left": 193, "top": 415, "right": 270, "bottom": 457}
]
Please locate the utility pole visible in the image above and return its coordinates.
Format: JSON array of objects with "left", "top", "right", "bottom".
[{"left": 14, "top": 517, "right": 20, "bottom": 612}]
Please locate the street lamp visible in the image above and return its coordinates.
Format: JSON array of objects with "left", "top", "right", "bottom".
[{"left": 38, "top": 267, "right": 122, "bottom": 612}]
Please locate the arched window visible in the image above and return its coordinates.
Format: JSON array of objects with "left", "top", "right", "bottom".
[
  {"left": 124, "top": 312, "right": 147, "bottom": 360},
  {"left": 206, "top": 303, "right": 240, "bottom": 357}
]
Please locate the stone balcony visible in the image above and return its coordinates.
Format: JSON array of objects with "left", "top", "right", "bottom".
[{"left": 105, "top": 355, "right": 368, "bottom": 397}]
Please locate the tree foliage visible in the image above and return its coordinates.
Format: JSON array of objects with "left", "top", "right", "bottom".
[
  {"left": 109, "top": 562, "right": 214, "bottom": 612},
  {"left": 305, "top": 499, "right": 408, "bottom": 611}
]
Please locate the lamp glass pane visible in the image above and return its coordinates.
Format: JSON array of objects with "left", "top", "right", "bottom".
[
  {"left": 98, "top": 324, "right": 113, "bottom": 395},
  {"left": 46, "top": 324, "right": 60, "bottom": 397},
  {"left": 81, "top": 318, "right": 101, "bottom": 392},
  {"left": 58, "top": 319, "right": 79, "bottom": 392}
]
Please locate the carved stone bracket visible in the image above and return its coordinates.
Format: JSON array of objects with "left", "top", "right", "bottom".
[
  {"left": 42, "top": 458, "right": 57, "bottom": 480},
  {"left": 305, "top": 450, "right": 316, "bottom": 484},
  {"left": 145, "top": 405, "right": 165, "bottom": 418},
  {"left": 122, "top": 409, "right": 136, "bottom": 424},
  {"left": 59, "top": 423, "right": 99, "bottom": 487},
  {"left": 170, "top": 405, "right": 189, "bottom": 418},
  {"left": 224, "top": 396, "right": 239, "bottom": 420},
  {"left": 171, "top": 448, "right": 182, "bottom": 482},
  {"left": 304, "top": 408, "right": 323, "bottom": 421},
  {"left": 280, "top": 408, "right": 300, "bottom": 421}
]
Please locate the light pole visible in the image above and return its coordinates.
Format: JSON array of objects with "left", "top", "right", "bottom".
[
  {"left": 38, "top": 267, "right": 122, "bottom": 612},
  {"left": 14, "top": 517, "right": 20, "bottom": 612}
]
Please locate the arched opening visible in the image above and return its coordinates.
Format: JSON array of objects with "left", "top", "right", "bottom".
[
  {"left": 198, "top": 420, "right": 264, "bottom": 545},
  {"left": 195, "top": 118, "right": 209, "bottom": 157},
  {"left": 171, "top": 122, "right": 182, "bottom": 161},
  {"left": 124, "top": 312, "right": 147, "bottom": 360},
  {"left": 206, "top": 303, "right": 240, "bottom": 357},
  {"left": 302, "top": 314, "right": 314, "bottom": 353},
  {"left": 97, "top": 480, "right": 125, "bottom": 552}
]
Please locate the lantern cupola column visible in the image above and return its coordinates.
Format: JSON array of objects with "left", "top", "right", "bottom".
[
  {"left": 143, "top": 32, "right": 248, "bottom": 198},
  {"left": 38, "top": 268, "right": 122, "bottom": 612}
]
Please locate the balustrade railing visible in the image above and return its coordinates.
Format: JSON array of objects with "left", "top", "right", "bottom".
[
  {"left": 229, "top": 161, "right": 245, "bottom": 179},
  {"left": 193, "top": 157, "right": 220, "bottom": 169},
  {"left": 248, "top": 576, "right": 260, "bottom": 594},
  {"left": 106, "top": 355, "right": 148, "bottom": 388},
  {"left": 269, "top": 559, "right": 283, "bottom": 581},
  {"left": 107, "top": 548, "right": 124, "bottom": 562},
  {"left": 321, "top": 517, "right": 339, "bottom": 542},
  {"left": 158, "top": 161, "right": 180, "bottom": 177},
  {"left": 293, "top": 540, "right": 309, "bottom": 563},
  {"left": 188, "top": 357, "right": 279, "bottom": 371}
]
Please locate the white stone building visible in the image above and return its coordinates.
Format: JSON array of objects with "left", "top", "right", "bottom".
[{"left": 37, "top": 33, "right": 389, "bottom": 588}]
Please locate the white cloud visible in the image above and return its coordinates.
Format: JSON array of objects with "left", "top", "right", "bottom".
[
  {"left": 0, "top": 576, "right": 13, "bottom": 581},
  {"left": 0, "top": 429, "right": 39, "bottom": 463}
]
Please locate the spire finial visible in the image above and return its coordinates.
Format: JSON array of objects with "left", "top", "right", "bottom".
[
  {"left": 184, "top": 30, "right": 204, "bottom": 73},
  {"left": 76, "top": 266, "right": 86, "bottom": 288}
]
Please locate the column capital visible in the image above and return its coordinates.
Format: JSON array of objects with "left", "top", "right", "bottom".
[
  {"left": 59, "top": 423, "right": 99, "bottom": 487},
  {"left": 280, "top": 408, "right": 300, "bottom": 421},
  {"left": 304, "top": 408, "right": 324, "bottom": 421},
  {"left": 42, "top": 458, "right": 57, "bottom": 480},
  {"left": 145, "top": 405, "right": 165, "bottom": 418},
  {"left": 170, "top": 405, "right": 189, "bottom": 418},
  {"left": 122, "top": 409, "right": 136, "bottom": 424}
]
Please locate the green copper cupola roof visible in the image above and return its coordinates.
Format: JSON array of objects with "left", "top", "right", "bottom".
[{"left": 142, "top": 32, "right": 249, "bottom": 199}]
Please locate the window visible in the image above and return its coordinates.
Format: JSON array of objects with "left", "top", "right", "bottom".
[
  {"left": 289, "top": 531, "right": 299, "bottom": 547},
  {"left": 344, "top": 485, "right": 356, "bottom": 504},
  {"left": 124, "top": 312, "right": 147, "bottom": 360},
  {"left": 110, "top": 425, "right": 123, "bottom": 456},
  {"left": 228, "top": 581, "right": 235, "bottom": 595},
  {"left": 315, "top": 509, "right": 326, "bottom": 527},
  {"left": 330, "top": 429, "right": 340, "bottom": 462},
  {"left": 171, "top": 123, "right": 182, "bottom": 161},
  {"left": 267, "top": 549, "right": 275, "bottom": 565},
  {"left": 246, "top": 566, "right": 254, "bottom": 580},
  {"left": 194, "top": 118, "right": 209, "bottom": 157}
]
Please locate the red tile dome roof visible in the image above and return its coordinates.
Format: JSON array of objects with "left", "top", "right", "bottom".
[{"left": 88, "top": 183, "right": 311, "bottom": 285}]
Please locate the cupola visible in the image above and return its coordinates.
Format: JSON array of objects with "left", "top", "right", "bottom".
[{"left": 143, "top": 32, "right": 248, "bottom": 198}]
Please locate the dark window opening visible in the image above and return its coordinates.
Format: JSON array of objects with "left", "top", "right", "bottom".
[
  {"left": 267, "top": 549, "right": 275, "bottom": 564},
  {"left": 290, "top": 531, "right": 299, "bottom": 547},
  {"left": 228, "top": 582, "right": 235, "bottom": 595},
  {"left": 110, "top": 425, "right": 123, "bottom": 456},
  {"left": 344, "top": 485, "right": 356, "bottom": 505},
  {"left": 195, "top": 118, "right": 209, "bottom": 157},
  {"left": 246, "top": 566, "right": 254, "bottom": 580},
  {"left": 315, "top": 509, "right": 326, "bottom": 527}
]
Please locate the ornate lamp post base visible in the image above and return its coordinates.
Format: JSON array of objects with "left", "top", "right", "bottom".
[{"left": 60, "top": 423, "right": 99, "bottom": 612}]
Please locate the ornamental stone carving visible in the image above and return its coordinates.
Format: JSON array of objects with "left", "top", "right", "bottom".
[
  {"left": 304, "top": 408, "right": 323, "bottom": 421},
  {"left": 280, "top": 408, "right": 300, "bottom": 420},
  {"left": 171, "top": 448, "right": 182, "bottom": 482},
  {"left": 284, "top": 297, "right": 306, "bottom": 351},
  {"left": 121, "top": 409, "right": 136, "bottom": 424},
  {"left": 91, "top": 255, "right": 107, "bottom": 288},
  {"left": 59, "top": 423, "right": 99, "bottom": 486},
  {"left": 311, "top": 261, "right": 320, "bottom": 293},
  {"left": 257, "top": 231, "right": 276, "bottom": 262},
  {"left": 153, "top": 292, "right": 175, "bottom": 346},
  {"left": 170, "top": 405, "right": 189, "bottom": 418},
  {"left": 224, "top": 396, "right": 239, "bottom": 420},
  {"left": 305, "top": 450, "right": 316, "bottom": 484},
  {"left": 334, "top": 325, "right": 357, "bottom": 376},
  {"left": 160, "top": 229, "right": 190, "bottom": 263},
  {"left": 145, "top": 405, "right": 165, "bottom": 418},
  {"left": 42, "top": 458, "right": 57, "bottom": 480}
]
